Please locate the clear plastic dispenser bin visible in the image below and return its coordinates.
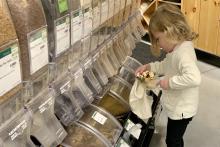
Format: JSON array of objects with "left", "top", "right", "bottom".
[
  {"left": 90, "top": 0, "right": 100, "bottom": 52},
  {"left": 112, "top": 0, "right": 120, "bottom": 32},
  {"left": 81, "top": 57, "right": 103, "bottom": 96},
  {"left": 129, "top": 16, "right": 142, "bottom": 43},
  {"left": 92, "top": 52, "right": 109, "bottom": 86},
  {"left": 0, "top": 109, "right": 35, "bottom": 147},
  {"left": 61, "top": 122, "right": 110, "bottom": 147},
  {"left": 97, "top": 88, "right": 130, "bottom": 117},
  {"left": 123, "top": 0, "right": 132, "bottom": 22},
  {"left": 81, "top": 2, "right": 93, "bottom": 59},
  {"left": 118, "top": 66, "right": 136, "bottom": 85},
  {"left": 69, "top": 0, "right": 83, "bottom": 65},
  {"left": 70, "top": 66, "right": 94, "bottom": 107},
  {"left": 78, "top": 104, "right": 123, "bottom": 146},
  {"left": 112, "top": 35, "right": 126, "bottom": 64},
  {"left": 6, "top": 0, "right": 49, "bottom": 82},
  {"left": 106, "top": 40, "right": 121, "bottom": 72},
  {"left": 123, "top": 23, "right": 136, "bottom": 52},
  {"left": 117, "top": 31, "right": 130, "bottom": 57},
  {"left": 109, "top": 76, "right": 132, "bottom": 104},
  {"left": 53, "top": 74, "right": 84, "bottom": 126},
  {"left": 0, "top": 88, "right": 23, "bottom": 126},
  {"left": 25, "top": 88, "right": 67, "bottom": 146},
  {"left": 98, "top": 46, "right": 117, "bottom": 77},
  {"left": 41, "top": 0, "right": 70, "bottom": 76},
  {"left": 123, "top": 56, "right": 143, "bottom": 72},
  {"left": 135, "top": 12, "right": 147, "bottom": 37}
]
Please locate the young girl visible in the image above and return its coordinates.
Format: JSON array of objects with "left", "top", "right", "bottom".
[{"left": 135, "top": 4, "right": 201, "bottom": 147}]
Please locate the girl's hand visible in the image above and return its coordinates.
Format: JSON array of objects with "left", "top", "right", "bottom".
[
  {"left": 159, "top": 78, "right": 169, "bottom": 90},
  {"left": 135, "top": 64, "right": 151, "bottom": 76}
]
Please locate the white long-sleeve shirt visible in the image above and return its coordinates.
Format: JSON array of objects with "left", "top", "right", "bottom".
[{"left": 150, "top": 41, "right": 201, "bottom": 120}]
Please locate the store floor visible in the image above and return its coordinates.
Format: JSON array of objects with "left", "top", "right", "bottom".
[{"left": 148, "top": 61, "right": 220, "bottom": 147}]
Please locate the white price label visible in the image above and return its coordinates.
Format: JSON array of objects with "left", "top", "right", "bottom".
[
  {"left": 83, "top": 7, "right": 92, "bottom": 37},
  {"left": 92, "top": 111, "right": 107, "bottom": 125},
  {"left": 0, "top": 42, "right": 22, "bottom": 96},
  {"left": 55, "top": 15, "right": 70, "bottom": 56},
  {"left": 29, "top": 27, "right": 49, "bottom": 74},
  {"left": 71, "top": 10, "right": 83, "bottom": 45}
]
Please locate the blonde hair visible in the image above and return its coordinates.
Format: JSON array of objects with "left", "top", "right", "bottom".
[{"left": 149, "top": 4, "right": 198, "bottom": 56}]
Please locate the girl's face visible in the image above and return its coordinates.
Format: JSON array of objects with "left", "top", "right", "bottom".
[{"left": 153, "top": 31, "right": 176, "bottom": 53}]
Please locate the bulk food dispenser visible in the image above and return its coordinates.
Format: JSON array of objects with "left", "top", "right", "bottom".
[
  {"left": 41, "top": 0, "right": 70, "bottom": 79},
  {"left": 52, "top": 73, "right": 84, "bottom": 126},
  {"left": 6, "top": 0, "right": 49, "bottom": 98},
  {"left": 0, "top": 109, "right": 35, "bottom": 147},
  {"left": 80, "top": 57, "right": 103, "bottom": 96},
  {"left": 69, "top": 0, "right": 83, "bottom": 67},
  {"left": 78, "top": 104, "right": 123, "bottom": 146},
  {"left": 25, "top": 88, "right": 67, "bottom": 147},
  {"left": 90, "top": 0, "right": 101, "bottom": 52},
  {"left": 61, "top": 122, "right": 111, "bottom": 147},
  {"left": 0, "top": 1, "right": 23, "bottom": 125},
  {"left": 0, "top": 0, "right": 22, "bottom": 103},
  {"left": 70, "top": 65, "right": 94, "bottom": 108}
]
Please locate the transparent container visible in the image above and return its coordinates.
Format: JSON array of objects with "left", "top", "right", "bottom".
[
  {"left": 117, "top": 31, "right": 130, "bottom": 57},
  {"left": 70, "top": 65, "right": 94, "bottom": 105},
  {"left": 112, "top": 35, "right": 126, "bottom": 64},
  {"left": 0, "top": 0, "right": 17, "bottom": 47},
  {"left": 112, "top": 0, "right": 121, "bottom": 32},
  {"left": 123, "top": 23, "right": 136, "bottom": 52},
  {"left": 91, "top": 52, "right": 109, "bottom": 86},
  {"left": 82, "top": 4, "right": 93, "bottom": 38},
  {"left": 97, "top": 90, "right": 130, "bottom": 117},
  {"left": 109, "top": 76, "right": 132, "bottom": 104},
  {"left": 135, "top": 12, "right": 147, "bottom": 37},
  {"left": 7, "top": 0, "right": 49, "bottom": 81},
  {"left": 81, "top": 35, "right": 91, "bottom": 59},
  {"left": 78, "top": 104, "right": 123, "bottom": 145},
  {"left": 92, "top": 0, "right": 101, "bottom": 31},
  {"left": 118, "top": 66, "right": 135, "bottom": 85},
  {"left": 52, "top": 74, "right": 84, "bottom": 126},
  {"left": 98, "top": 46, "right": 116, "bottom": 77},
  {"left": 80, "top": 57, "right": 103, "bottom": 96},
  {"left": 117, "top": 0, "right": 126, "bottom": 26},
  {"left": 0, "top": 109, "right": 35, "bottom": 147},
  {"left": 90, "top": 28, "right": 100, "bottom": 52},
  {"left": 41, "top": 0, "right": 70, "bottom": 60},
  {"left": 25, "top": 88, "right": 67, "bottom": 146},
  {"left": 123, "top": 56, "right": 142, "bottom": 72},
  {"left": 22, "top": 66, "right": 49, "bottom": 103},
  {"left": 69, "top": 0, "right": 83, "bottom": 64},
  {"left": 123, "top": 0, "right": 132, "bottom": 22},
  {"left": 0, "top": 87, "right": 23, "bottom": 126},
  {"left": 105, "top": 41, "right": 121, "bottom": 73},
  {"left": 129, "top": 17, "right": 142, "bottom": 43},
  {"left": 49, "top": 52, "right": 69, "bottom": 82},
  {"left": 61, "top": 122, "right": 110, "bottom": 147},
  {"left": 70, "top": 0, "right": 81, "bottom": 11}
]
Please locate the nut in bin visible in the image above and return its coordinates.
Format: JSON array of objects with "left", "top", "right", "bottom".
[{"left": 136, "top": 71, "right": 159, "bottom": 89}]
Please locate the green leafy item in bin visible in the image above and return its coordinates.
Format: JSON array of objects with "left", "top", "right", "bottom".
[{"left": 58, "top": 0, "right": 68, "bottom": 14}]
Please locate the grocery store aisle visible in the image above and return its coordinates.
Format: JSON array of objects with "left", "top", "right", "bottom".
[{"left": 149, "top": 61, "right": 220, "bottom": 147}]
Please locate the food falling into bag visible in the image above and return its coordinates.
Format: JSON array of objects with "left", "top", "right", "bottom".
[{"left": 136, "top": 71, "right": 158, "bottom": 89}]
